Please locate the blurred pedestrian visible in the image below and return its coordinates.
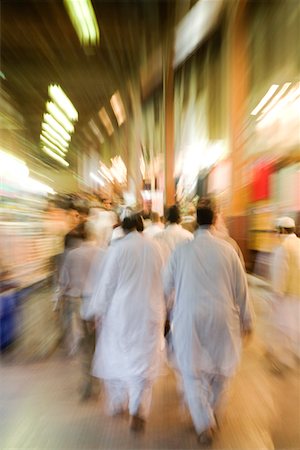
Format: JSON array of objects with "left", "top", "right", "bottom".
[
  {"left": 143, "top": 212, "right": 164, "bottom": 238},
  {"left": 155, "top": 205, "right": 193, "bottom": 264},
  {"left": 89, "top": 213, "right": 165, "bottom": 432},
  {"left": 269, "top": 216, "right": 300, "bottom": 372},
  {"left": 58, "top": 222, "right": 105, "bottom": 390},
  {"left": 163, "top": 206, "right": 253, "bottom": 445}
]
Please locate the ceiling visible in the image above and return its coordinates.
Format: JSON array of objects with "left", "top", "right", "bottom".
[{"left": 1, "top": 0, "right": 173, "bottom": 168}]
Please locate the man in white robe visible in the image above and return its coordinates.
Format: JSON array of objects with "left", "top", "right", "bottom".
[
  {"left": 269, "top": 216, "right": 300, "bottom": 371},
  {"left": 155, "top": 205, "right": 193, "bottom": 265},
  {"left": 163, "top": 206, "right": 253, "bottom": 445},
  {"left": 143, "top": 212, "right": 164, "bottom": 238},
  {"left": 58, "top": 223, "right": 106, "bottom": 398},
  {"left": 89, "top": 214, "right": 165, "bottom": 432}
]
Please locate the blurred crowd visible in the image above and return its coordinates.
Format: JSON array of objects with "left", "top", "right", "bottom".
[{"left": 43, "top": 194, "right": 300, "bottom": 446}]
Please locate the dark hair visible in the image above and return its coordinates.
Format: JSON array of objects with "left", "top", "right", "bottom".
[
  {"left": 281, "top": 227, "right": 295, "bottom": 235},
  {"left": 122, "top": 216, "right": 137, "bottom": 231},
  {"left": 77, "top": 206, "right": 90, "bottom": 216},
  {"left": 197, "top": 206, "right": 214, "bottom": 226},
  {"left": 167, "top": 205, "right": 181, "bottom": 224},
  {"left": 122, "top": 214, "right": 144, "bottom": 233},
  {"left": 136, "top": 215, "right": 144, "bottom": 232}
]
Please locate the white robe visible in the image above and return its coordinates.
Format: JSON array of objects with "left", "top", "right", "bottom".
[
  {"left": 91, "top": 231, "right": 165, "bottom": 381},
  {"left": 155, "top": 223, "right": 193, "bottom": 265},
  {"left": 269, "top": 234, "right": 300, "bottom": 364},
  {"left": 163, "top": 229, "right": 253, "bottom": 378}
]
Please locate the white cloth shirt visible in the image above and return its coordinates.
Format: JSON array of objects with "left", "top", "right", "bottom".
[
  {"left": 155, "top": 223, "right": 193, "bottom": 264},
  {"left": 163, "top": 229, "right": 253, "bottom": 378},
  {"left": 59, "top": 242, "right": 101, "bottom": 298},
  {"left": 143, "top": 223, "right": 164, "bottom": 238},
  {"left": 90, "top": 231, "right": 165, "bottom": 381},
  {"left": 271, "top": 233, "right": 300, "bottom": 298}
]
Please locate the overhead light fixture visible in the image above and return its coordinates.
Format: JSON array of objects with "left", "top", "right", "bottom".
[
  {"left": 43, "top": 113, "right": 71, "bottom": 141},
  {"left": 46, "top": 102, "right": 74, "bottom": 133},
  {"left": 110, "top": 91, "right": 126, "bottom": 126},
  {"left": 89, "top": 119, "right": 104, "bottom": 143},
  {"left": 90, "top": 171, "right": 104, "bottom": 186},
  {"left": 41, "top": 84, "right": 77, "bottom": 167},
  {"left": 251, "top": 84, "right": 279, "bottom": 116},
  {"left": 41, "top": 130, "right": 68, "bottom": 151},
  {"left": 174, "top": 0, "right": 224, "bottom": 67},
  {"left": 43, "top": 146, "right": 69, "bottom": 167},
  {"left": 258, "top": 83, "right": 291, "bottom": 119},
  {"left": 48, "top": 84, "right": 78, "bottom": 121},
  {"left": 63, "top": 0, "right": 100, "bottom": 47},
  {"left": 42, "top": 123, "right": 70, "bottom": 146},
  {"left": 40, "top": 135, "right": 67, "bottom": 157},
  {"left": 98, "top": 107, "right": 114, "bottom": 136}
]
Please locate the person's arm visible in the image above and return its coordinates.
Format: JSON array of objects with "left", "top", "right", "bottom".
[
  {"left": 233, "top": 255, "right": 254, "bottom": 334},
  {"left": 271, "top": 246, "right": 288, "bottom": 297}
]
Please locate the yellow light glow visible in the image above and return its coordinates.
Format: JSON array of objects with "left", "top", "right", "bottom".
[
  {"left": 42, "top": 123, "right": 70, "bottom": 146},
  {"left": 40, "top": 135, "right": 67, "bottom": 157},
  {"left": 23, "top": 177, "right": 55, "bottom": 195},
  {"left": 43, "top": 146, "right": 69, "bottom": 167},
  {"left": 110, "top": 155, "right": 127, "bottom": 183},
  {"left": 48, "top": 85, "right": 78, "bottom": 121},
  {"left": 46, "top": 102, "right": 74, "bottom": 133},
  {"left": 43, "top": 113, "right": 71, "bottom": 142},
  {"left": 98, "top": 107, "right": 114, "bottom": 136},
  {"left": 63, "top": 0, "right": 100, "bottom": 47},
  {"left": 99, "top": 162, "right": 114, "bottom": 182},
  {"left": 110, "top": 91, "right": 126, "bottom": 126},
  {"left": 0, "top": 149, "right": 29, "bottom": 180},
  {"left": 90, "top": 171, "right": 104, "bottom": 186}
]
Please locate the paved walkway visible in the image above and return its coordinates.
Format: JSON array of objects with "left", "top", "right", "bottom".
[{"left": 1, "top": 285, "right": 300, "bottom": 450}]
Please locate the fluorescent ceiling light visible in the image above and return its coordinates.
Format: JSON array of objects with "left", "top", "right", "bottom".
[
  {"left": 43, "top": 113, "right": 71, "bottom": 142},
  {"left": 43, "top": 146, "right": 69, "bottom": 167},
  {"left": 98, "top": 107, "right": 114, "bottom": 136},
  {"left": 110, "top": 91, "right": 126, "bottom": 126},
  {"left": 89, "top": 119, "right": 104, "bottom": 143},
  {"left": 251, "top": 84, "right": 279, "bottom": 116},
  {"left": 259, "top": 83, "right": 291, "bottom": 119},
  {"left": 90, "top": 171, "right": 104, "bottom": 186},
  {"left": 63, "top": 0, "right": 100, "bottom": 47},
  {"left": 175, "top": 0, "right": 224, "bottom": 68},
  {"left": 46, "top": 102, "right": 74, "bottom": 133},
  {"left": 42, "top": 123, "right": 70, "bottom": 146},
  {"left": 48, "top": 84, "right": 78, "bottom": 121},
  {"left": 40, "top": 135, "right": 67, "bottom": 157},
  {"left": 41, "top": 130, "right": 68, "bottom": 151}
]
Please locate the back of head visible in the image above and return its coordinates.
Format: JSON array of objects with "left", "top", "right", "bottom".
[
  {"left": 167, "top": 205, "right": 181, "bottom": 224},
  {"left": 197, "top": 206, "right": 214, "bottom": 227},
  {"left": 276, "top": 216, "right": 295, "bottom": 234}
]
